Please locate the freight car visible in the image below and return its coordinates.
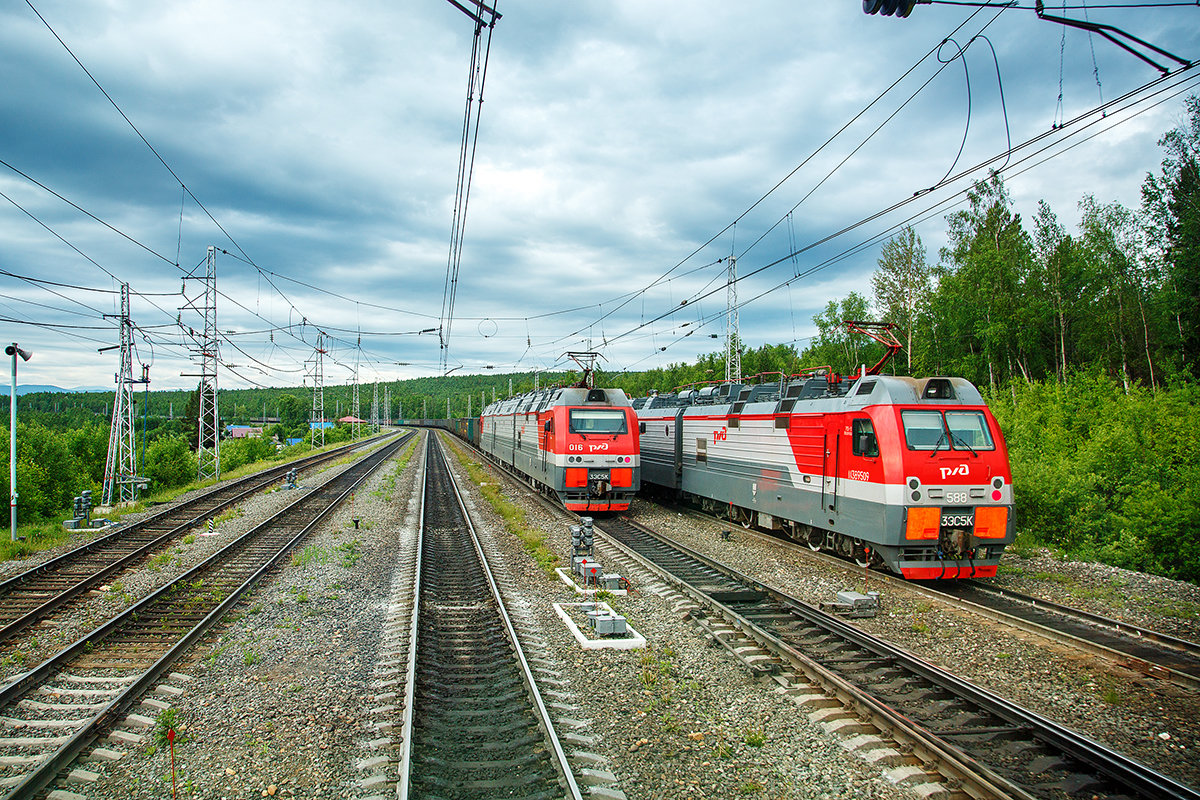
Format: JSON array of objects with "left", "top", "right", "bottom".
[
  {"left": 633, "top": 330, "right": 1014, "bottom": 579},
  {"left": 480, "top": 384, "right": 640, "bottom": 512},
  {"left": 397, "top": 418, "right": 479, "bottom": 445}
]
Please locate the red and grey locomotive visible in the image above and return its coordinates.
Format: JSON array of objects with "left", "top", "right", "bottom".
[
  {"left": 633, "top": 325, "right": 1014, "bottom": 579},
  {"left": 480, "top": 382, "right": 641, "bottom": 513}
]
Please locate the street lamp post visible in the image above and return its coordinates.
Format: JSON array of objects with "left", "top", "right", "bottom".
[{"left": 6, "top": 343, "right": 31, "bottom": 542}]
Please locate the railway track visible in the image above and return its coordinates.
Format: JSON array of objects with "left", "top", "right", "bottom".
[
  {"left": 0, "top": 434, "right": 387, "bottom": 652},
  {"left": 0, "top": 431, "right": 407, "bottom": 799},
  {"left": 655, "top": 500, "right": 1200, "bottom": 692},
  {"left": 398, "top": 433, "right": 580, "bottom": 800},
  {"left": 927, "top": 579, "right": 1200, "bottom": 690},
  {"left": 598, "top": 515, "right": 1200, "bottom": 800}
]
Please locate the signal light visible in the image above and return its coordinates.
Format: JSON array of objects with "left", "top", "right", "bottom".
[{"left": 863, "top": 0, "right": 917, "bottom": 17}]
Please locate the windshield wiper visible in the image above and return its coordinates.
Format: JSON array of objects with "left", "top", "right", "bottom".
[
  {"left": 950, "top": 433, "right": 978, "bottom": 457},
  {"left": 928, "top": 429, "right": 947, "bottom": 457}
]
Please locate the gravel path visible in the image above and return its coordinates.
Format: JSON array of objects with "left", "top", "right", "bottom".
[{"left": 12, "top": 430, "right": 1197, "bottom": 800}]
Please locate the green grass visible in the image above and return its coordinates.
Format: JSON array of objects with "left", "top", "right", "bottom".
[
  {"left": 291, "top": 544, "right": 329, "bottom": 568},
  {"left": 1033, "top": 571, "right": 1074, "bottom": 585},
  {"left": 742, "top": 727, "right": 766, "bottom": 748},
  {"left": 211, "top": 507, "right": 243, "bottom": 527},
  {"left": 335, "top": 540, "right": 361, "bottom": 568},
  {"left": 154, "top": 707, "right": 186, "bottom": 747},
  {"left": 0, "top": 520, "right": 74, "bottom": 561},
  {"left": 446, "top": 441, "right": 559, "bottom": 575}
]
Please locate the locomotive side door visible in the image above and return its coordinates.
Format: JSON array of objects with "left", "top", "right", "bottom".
[
  {"left": 510, "top": 412, "right": 518, "bottom": 466},
  {"left": 672, "top": 408, "right": 685, "bottom": 488},
  {"left": 822, "top": 419, "right": 841, "bottom": 515}
]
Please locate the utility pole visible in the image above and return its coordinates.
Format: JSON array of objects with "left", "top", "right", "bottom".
[
  {"left": 725, "top": 255, "right": 741, "bottom": 384},
  {"left": 6, "top": 342, "right": 31, "bottom": 541},
  {"left": 384, "top": 385, "right": 390, "bottom": 426},
  {"left": 307, "top": 332, "right": 326, "bottom": 448},
  {"left": 102, "top": 284, "right": 137, "bottom": 505}
]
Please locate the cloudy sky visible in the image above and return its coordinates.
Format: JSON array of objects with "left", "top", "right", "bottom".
[{"left": 1, "top": 0, "right": 1197, "bottom": 392}]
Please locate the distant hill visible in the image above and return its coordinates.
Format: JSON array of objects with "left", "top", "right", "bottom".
[{"left": 0, "top": 385, "right": 110, "bottom": 397}]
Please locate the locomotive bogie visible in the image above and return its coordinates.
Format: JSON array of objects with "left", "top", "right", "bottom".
[{"left": 635, "top": 374, "right": 1015, "bottom": 579}]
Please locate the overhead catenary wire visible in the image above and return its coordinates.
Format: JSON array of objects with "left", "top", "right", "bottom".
[
  {"left": 593, "top": 63, "right": 1200, "bottom": 360},
  {"left": 439, "top": 4, "right": 499, "bottom": 373}
]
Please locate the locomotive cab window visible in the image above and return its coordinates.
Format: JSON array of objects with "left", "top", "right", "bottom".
[
  {"left": 852, "top": 419, "right": 878, "bottom": 457},
  {"left": 568, "top": 409, "right": 627, "bottom": 434},
  {"left": 902, "top": 409, "right": 996, "bottom": 451},
  {"left": 901, "top": 410, "right": 948, "bottom": 450},
  {"left": 945, "top": 411, "right": 995, "bottom": 450}
]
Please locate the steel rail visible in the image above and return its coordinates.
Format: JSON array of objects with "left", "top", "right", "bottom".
[
  {"left": 0, "top": 435, "right": 388, "bottom": 647},
  {"left": 395, "top": 432, "right": 426, "bottom": 800},
  {"left": 439, "top": 432, "right": 583, "bottom": 800},
  {"left": 0, "top": 432, "right": 407, "bottom": 800},
  {"left": 657, "top": 500, "right": 1200, "bottom": 691},
  {"left": 599, "top": 517, "right": 1200, "bottom": 800},
  {"left": 397, "top": 432, "right": 582, "bottom": 800}
]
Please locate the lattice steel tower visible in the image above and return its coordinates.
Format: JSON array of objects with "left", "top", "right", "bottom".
[
  {"left": 371, "top": 380, "right": 379, "bottom": 432},
  {"left": 102, "top": 284, "right": 137, "bottom": 506},
  {"left": 307, "top": 332, "right": 326, "bottom": 448},
  {"left": 181, "top": 247, "right": 221, "bottom": 482},
  {"left": 725, "top": 255, "right": 741, "bottom": 384}
]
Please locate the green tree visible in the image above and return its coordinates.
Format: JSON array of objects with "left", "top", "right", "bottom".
[
  {"left": 872, "top": 226, "right": 930, "bottom": 372},
  {"left": 938, "top": 174, "right": 1037, "bottom": 388},
  {"left": 144, "top": 436, "right": 197, "bottom": 492},
  {"left": 1078, "top": 196, "right": 1158, "bottom": 390},
  {"left": 1142, "top": 94, "right": 1200, "bottom": 377},
  {"left": 276, "top": 393, "right": 308, "bottom": 429}
]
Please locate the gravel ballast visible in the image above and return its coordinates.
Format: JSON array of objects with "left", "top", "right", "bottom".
[{"left": 14, "top": 430, "right": 1198, "bottom": 799}]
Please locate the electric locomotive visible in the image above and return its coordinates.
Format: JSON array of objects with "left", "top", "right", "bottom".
[
  {"left": 633, "top": 325, "right": 1014, "bottom": 579},
  {"left": 480, "top": 383, "right": 640, "bottom": 512}
]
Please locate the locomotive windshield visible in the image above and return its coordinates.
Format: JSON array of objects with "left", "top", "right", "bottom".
[
  {"left": 902, "top": 410, "right": 995, "bottom": 451},
  {"left": 945, "top": 411, "right": 995, "bottom": 450},
  {"left": 569, "top": 409, "right": 628, "bottom": 435}
]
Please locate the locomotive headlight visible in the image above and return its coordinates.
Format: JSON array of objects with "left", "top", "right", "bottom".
[
  {"left": 907, "top": 477, "right": 920, "bottom": 490},
  {"left": 992, "top": 477, "right": 1004, "bottom": 489},
  {"left": 911, "top": 491, "right": 921, "bottom": 502}
]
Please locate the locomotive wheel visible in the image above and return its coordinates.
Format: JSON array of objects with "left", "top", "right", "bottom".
[
  {"left": 834, "top": 535, "right": 854, "bottom": 559},
  {"left": 806, "top": 527, "right": 823, "bottom": 552}
]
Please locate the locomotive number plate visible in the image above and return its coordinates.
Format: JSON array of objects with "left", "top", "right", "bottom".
[
  {"left": 588, "top": 469, "right": 609, "bottom": 479},
  {"left": 941, "top": 512, "right": 974, "bottom": 528}
]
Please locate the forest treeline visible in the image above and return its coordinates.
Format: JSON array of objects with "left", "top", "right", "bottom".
[{"left": 2, "top": 99, "right": 1197, "bottom": 581}]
